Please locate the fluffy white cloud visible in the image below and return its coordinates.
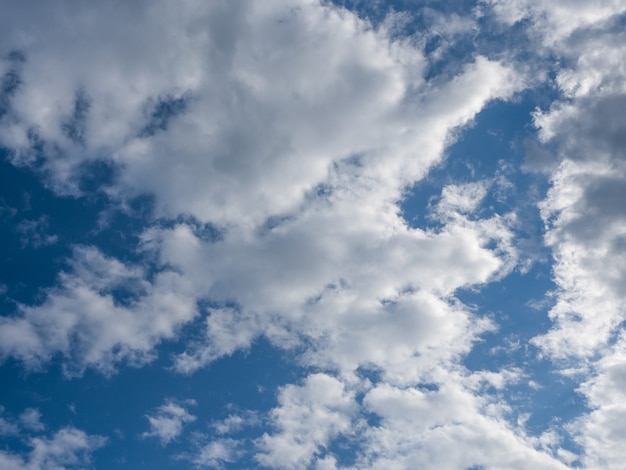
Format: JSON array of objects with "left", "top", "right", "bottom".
[
  {"left": 0, "top": 0, "right": 581, "bottom": 468},
  {"left": 573, "top": 334, "right": 626, "bottom": 469},
  {"left": 0, "top": 246, "right": 197, "bottom": 374},
  {"left": 0, "top": 407, "right": 44, "bottom": 436},
  {"left": 489, "top": 1, "right": 626, "bottom": 466},
  {"left": 521, "top": 4, "right": 626, "bottom": 361},
  {"left": 359, "top": 378, "right": 570, "bottom": 470},
  {"left": 256, "top": 373, "right": 358, "bottom": 469},
  {"left": 0, "top": 0, "right": 518, "bottom": 228},
  {"left": 143, "top": 400, "right": 197, "bottom": 446},
  {"left": 191, "top": 438, "right": 240, "bottom": 469},
  {"left": 0, "top": 427, "right": 105, "bottom": 470},
  {"left": 165, "top": 176, "right": 516, "bottom": 376},
  {"left": 251, "top": 368, "right": 572, "bottom": 469},
  {"left": 485, "top": 0, "right": 626, "bottom": 44},
  {"left": 19, "top": 409, "right": 44, "bottom": 432},
  {"left": 0, "top": 0, "right": 520, "bottom": 380}
]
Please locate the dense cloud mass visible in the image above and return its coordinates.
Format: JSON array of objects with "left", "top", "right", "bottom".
[{"left": 0, "top": 0, "right": 625, "bottom": 468}]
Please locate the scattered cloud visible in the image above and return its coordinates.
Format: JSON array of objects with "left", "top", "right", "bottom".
[
  {"left": 190, "top": 438, "right": 240, "bottom": 469},
  {"left": 0, "top": 246, "right": 197, "bottom": 374},
  {"left": 15, "top": 216, "right": 57, "bottom": 248},
  {"left": 143, "top": 400, "right": 197, "bottom": 446},
  {"left": 0, "top": 426, "right": 105, "bottom": 470},
  {"left": 256, "top": 373, "right": 358, "bottom": 469},
  {"left": 0, "top": 0, "right": 624, "bottom": 467}
]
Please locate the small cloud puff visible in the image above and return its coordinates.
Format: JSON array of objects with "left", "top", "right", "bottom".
[{"left": 143, "top": 399, "right": 197, "bottom": 446}]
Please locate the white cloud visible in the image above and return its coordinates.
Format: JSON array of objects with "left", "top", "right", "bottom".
[
  {"left": 0, "top": 426, "right": 105, "bottom": 470},
  {"left": 165, "top": 182, "right": 517, "bottom": 376},
  {"left": 251, "top": 368, "right": 571, "bottom": 469},
  {"left": 19, "top": 409, "right": 44, "bottom": 432},
  {"left": 0, "top": 246, "right": 197, "bottom": 374},
  {"left": 435, "top": 181, "right": 490, "bottom": 216},
  {"left": 191, "top": 438, "right": 240, "bottom": 469},
  {"left": 485, "top": 0, "right": 626, "bottom": 45},
  {"left": 211, "top": 410, "right": 260, "bottom": 436},
  {"left": 488, "top": 0, "right": 626, "bottom": 466},
  {"left": 359, "top": 377, "right": 571, "bottom": 469},
  {"left": 0, "top": 407, "right": 44, "bottom": 436},
  {"left": 143, "top": 399, "right": 197, "bottom": 446},
  {"left": 256, "top": 373, "right": 358, "bottom": 470},
  {"left": 0, "top": 0, "right": 521, "bottom": 382},
  {"left": 0, "top": 0, "right": 519, "bottom": 229},
  {"left": 0, "top": 407, "right": 19, "bottom": 436},
  {"left": 573, "top": 334, "right": 626, "bottom": 469},
  {"left": 0, "top": 0, "right": 583, "bottom": 468},
  {"left": 15, "top": 216, "right": 58, "bottom": 248},
  {"left": 521, "top": 5, "right": 626, "bottom": 362}
]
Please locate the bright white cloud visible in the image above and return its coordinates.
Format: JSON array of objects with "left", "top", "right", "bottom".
[
  {"left": 0, "top": 0, "right": 518, "bottom": 228},
  {"left": 521, "top": 2, "right": 626, "bottom": 361},
  {"left": 359, "top": 377, "right": 570, "bottom": 470},
  {"left": 0, "top": 0, "right": 602, "bottom": 468},
  {"left": 0, "top": 246, "right": 197, "bottom": 374},
  {"left": 0, "top": 426, "right": 105, "bottom": 470},
  {"left": 256, "top": 373, "right": 357, "bottom": 469},
  {"left": 573, "top": 334, "right": 626, "bottom": 469},
  {"left": 191, "top": 438, "right": 240, "bottom": 469},
  {"left": 212, "top": 411, "right": 260, "bottom": 436},
  {"left": 0, "top": 0, "right": 520, "bottom": 381},
  {"left": 143, "top": 400, "right": 197, "bottom": 446},
  {"left": 166, "top": 179, "right": 516, "bottom": 376},
  {"left": 485, "top": 0, "right": 626, "bottom": 44},
  {"left": 490, "top": 1, "right": 626, "bottom": 466}
]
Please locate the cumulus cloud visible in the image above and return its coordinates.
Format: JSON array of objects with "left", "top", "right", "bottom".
[
  {"left": 143, "top": 399, "right": 197, "bottom": 446},
  {"left": 487, "top": 0, "right": 626, "bottom": 466},
  {"left": 0, "top": 246, "right": 197, "bottom": 374},
  {"left": 359, "top": 378, "right": 570, "bottom": 469},
  {"left": 573, "top": 334, "right": 626, "bottom": 469},
  {"left": 0, "top": 0, "right": 519, "bottom": 227},
  {"left": 190, "top": 438, "right": 241, "bottom": 469},
  {"left": 0, "top": 426, "right": 105, "bottom": 470},
  {"left": 166, "top": 176, "right": 517, "bottom": 376},
  {"left": 485, "top": 0, "right": 626, "bottom": 44},
  {"left": 0, "top": 0, "right": 595, "bottom": 467},
  {"left": 0, "top": 0, "right": 521, "bottom": 379},
  {"left": 256, "top": 374, "right": 358, "bottom": 469},
  {"left": 248, "top": 368, "right": 572, "bottom": 469},
  {"left": 0, "top": 407, "right": 44, "bottom": 436},
  {"left": 518, "top": 1, "right": 626, "bottom": 361}
]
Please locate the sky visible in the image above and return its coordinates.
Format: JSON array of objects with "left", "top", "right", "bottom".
[{"left": 0, "top": 0, "right": 625, "bottom": 468}]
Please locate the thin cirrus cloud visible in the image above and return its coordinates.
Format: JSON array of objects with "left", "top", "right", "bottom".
[{"left": 0, "top": 0, "right": 624, "bottom": 468}]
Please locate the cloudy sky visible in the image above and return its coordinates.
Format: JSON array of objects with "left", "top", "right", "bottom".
[{"left": 1, "top": 0, "right": 625, "bottom": 468}]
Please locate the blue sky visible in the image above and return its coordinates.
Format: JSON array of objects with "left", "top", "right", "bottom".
[{"left": 1, "top": 1, "right": 626, "bottom": 468}]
